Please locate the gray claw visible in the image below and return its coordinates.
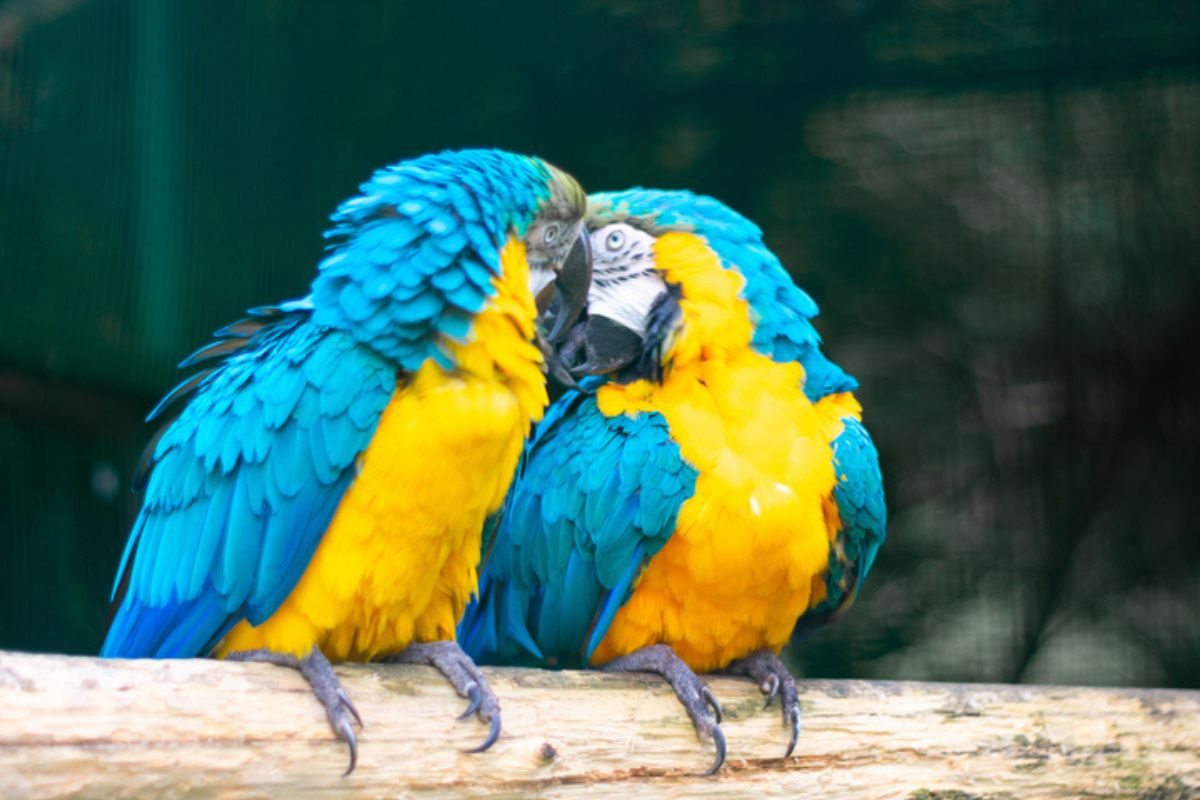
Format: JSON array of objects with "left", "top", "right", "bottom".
[
  {"left": 702, "top": 685, "right": 723, "bottom": 724},
  {"left": 726, "top": 649, "right": 802, "bottom": 760},
  {"left": 335, "top": 717, "right": 358, "bottom": 776},
  {"left": 464, "top": 711, "right": 501, "bottom": 754},
  {"left": 785, "top": 703, "right": 801, "bottom": 758},
  {"left": 338, "top": 687, "right": 364, "bottom": 728},
  {"left": 458, "top": 683, "right": 482, "bottom": 720},
  {"left": 225, "top": 647, "right": 364, "bottom": 776},
  {"left": 601, "top": 644, "right": 727, "bottom": 774},
  {"left": 389, "top": 641, "right": 503, "bottom": 752},
  {"left": 762, "top": 672, "right": 780, "bottom": 709},
  {"left": 703, "top": 723, "right": 727, "bottom": 776}
]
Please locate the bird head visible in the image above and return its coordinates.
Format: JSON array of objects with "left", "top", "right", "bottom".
[{"left": 523, "top": 163, "right": 592, "bottom": 383}]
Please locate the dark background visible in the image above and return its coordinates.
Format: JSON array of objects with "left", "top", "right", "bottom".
[{"left": 2, "top": 0, "right": 1198, "bottom": 688}]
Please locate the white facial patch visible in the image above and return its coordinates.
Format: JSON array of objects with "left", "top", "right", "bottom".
[{"left": 587, "top": 223, "right": 668, "bottom": 338}]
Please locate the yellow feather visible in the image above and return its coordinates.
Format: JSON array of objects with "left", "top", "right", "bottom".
[
  {"left": 217, "top": 237, "right": 546, "bottom": 661},
  {"left": 590, "top": 232, "right": 839, "bottom": 672}
]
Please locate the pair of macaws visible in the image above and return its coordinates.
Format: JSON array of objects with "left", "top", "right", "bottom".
[{"left": 101, "top": 149, "right": 885, "bottom": 775}]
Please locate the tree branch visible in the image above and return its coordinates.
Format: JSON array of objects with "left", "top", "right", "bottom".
[{"left": 1, "top": 651, "right": 1197, "bottom": 798}]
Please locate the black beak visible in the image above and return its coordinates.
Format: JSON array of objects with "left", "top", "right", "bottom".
[
  {"left": 535, "top": 228, "right": 593, "bottom": 391},
  {"left": 567, "top": 316, "right": 644, "bottom": 376},
  {"left": 537, "top": 334, "right": 584, "bottom": 391},
  {"left": 545, "top": 229, "right": 592, "bottom": 343},
  {"left": 564, "top": 285, "right": 681, "bottom": 381}
]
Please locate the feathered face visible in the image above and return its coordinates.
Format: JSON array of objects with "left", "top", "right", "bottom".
[
  {"left": 588, "top": 223, "right": 666, "bottom": 335},
  {"left": 557, "top": 222, "right": 683, "bottom": 381},
  {"left": 525, "top": 166, "right": 592, "bottom": 351}
]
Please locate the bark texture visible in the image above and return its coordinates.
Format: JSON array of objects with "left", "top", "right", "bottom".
[{"left": 1, "top": 651, "right": 1197, "bottom": 798}]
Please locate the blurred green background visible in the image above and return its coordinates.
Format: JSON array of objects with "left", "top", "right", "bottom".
[{"left": 1, "top": 0, "right": 1198, "bottom": 688}]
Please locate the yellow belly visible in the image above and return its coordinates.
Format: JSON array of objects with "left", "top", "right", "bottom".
[
  {"left": 217, "top": 363, "right": 530, "bottom": 660},
  {"left": 590, "top": 350, "right": 840, "bottom": 672},
  {"left": 217, "top": 234, "right": 544, "bottom": 662}
]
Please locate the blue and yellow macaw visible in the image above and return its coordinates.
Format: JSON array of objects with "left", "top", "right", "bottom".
[
  {"left": 101, "top": 149, "right": 592, "bottom": 772},
  {"left": 459, "top": 189, "right": 885, "bottom": 773}
]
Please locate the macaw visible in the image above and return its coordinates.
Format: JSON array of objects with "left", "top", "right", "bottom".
[
  {"left": 100, "top": 148, "right": 593, "bottom": 772},
  {"left": 459, "top": 189, "right": 886, "bottom": 773}
]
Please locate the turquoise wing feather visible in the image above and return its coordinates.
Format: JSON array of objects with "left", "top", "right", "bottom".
[
  {"left": 101, "top": 311, "right": 395, "bottom": 658},
  {"left": 589, "top": 190, "right": 886, "bottom": 631},
  {"left": 100, "top": 148, "right": 564, "bottom": 659},
  {"left": 794, "top": 415, "right": 886, "bottom": 638},
  {"left": 463, "top": 186, "right": 884, "bottom": 669},
  {"left": 459, "top": 386, "right": 698, "bottom": 668},
  {"left": 311, "top": 150, "right": 552, "bottom": 370},
  {"left": 586, "top": 189, "right": 857, "bottom": 401},
  {"left": 832, "top": 417, "right": 887, "bottom": 584}
]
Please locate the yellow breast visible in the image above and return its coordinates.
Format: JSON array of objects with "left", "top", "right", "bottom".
[
  {"left": 217, "top": 237, "right": 546, "bottom": 661},
  {"left": 590, "top": 353, "right": 838, "bottom": 671},
  {"left": 588, "top": 231, "right": 841, "bottom": 672}
]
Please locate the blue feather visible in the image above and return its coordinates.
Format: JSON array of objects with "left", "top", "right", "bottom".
[
  {"left": 214, "top": 470, "right": 262, "bottom": 611},
  {"left": 105, "top": 148, "right": 576, "bottom": 660},
  {"left": 391, "top": 289, "right": 444, "bottom": 324},
  {"left": 463, "top": 188, "right": 885, "bottom": 675},
  {"left": 337, "top": 282, "right": 375, "bottom": 322},
  {"left": 828, "top": 416, "right": 887, "bottom": 596},
  {"left": 459, "top": 392, "right": 696, "bottom": 668},
  {"left": 102, "top": 318, "right": 394, "bottom": 658},
  {"left": 586, "top": 189, "right": 858, "bottom": 400},
  {"left": 586, "top": 543, "right": 646, "bottom": 662}
]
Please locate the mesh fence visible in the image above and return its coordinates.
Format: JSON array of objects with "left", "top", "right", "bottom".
[{"left": 1, "top": 0, "right": 1197, "bottom": 686}]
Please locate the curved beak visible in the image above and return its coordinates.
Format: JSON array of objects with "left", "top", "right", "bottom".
[
  {"left": 545, "top": 228, "right": 592, "bottom": 343},
  {"left": 566, "top": 286, "right": 680, "bottom": 380},
  {"left": 536, "top": 334, "right": 584, "bottom": 391},
  {"left": 567, "top": 315, "right": 644, "bottom": 377},
  {"left": 534, "top": 226, "right": 593, "bottom": 390}
]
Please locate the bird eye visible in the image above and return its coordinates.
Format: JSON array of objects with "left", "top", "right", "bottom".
[
  {"left": 543, "top": 223, "right": 561, "bottom": 245},
  {"left": 606, "top": 230, "right": 625, "bottom": 251}
]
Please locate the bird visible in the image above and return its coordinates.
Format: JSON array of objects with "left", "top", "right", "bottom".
[
  {"left": 101, "top": 148, "right": 593, "bottom": 773},
  {"left": 459, "top": 188, "right": 885, "bottom": 774}
]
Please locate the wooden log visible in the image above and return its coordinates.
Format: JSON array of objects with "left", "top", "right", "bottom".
[{"left": 1, "top": 650, "right": 1197, "bottom": 798}]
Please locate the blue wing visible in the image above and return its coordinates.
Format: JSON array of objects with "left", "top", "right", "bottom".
[
  {"left": 586, "top": 189, "right": 858, "bottom": 401},
  {"left": 795, "top": 415, "right": 886, "bottom": 639},
  {"left": 833, "top": 417, "right": 887, "bottom": 584},
  {"left": 101, "top": 310, "right": 395, "bottom": 658},
  {"left": 309, "top": 150, "right": 554, "bottom": 372},
  {"left": 459, "top": 387, "right": 698, "bottom": 668}
]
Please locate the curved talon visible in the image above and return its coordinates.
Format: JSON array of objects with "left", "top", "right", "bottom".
[
  {"left": 727, "top": 649, "right": 802, "bottom": 760},
  {"left": 702, "top": 724, "right": 727, "bottom": 776},
  {"left": 784, "top": 705, "right": 801, "bottom": 758},
  {"left": 701, "top": 685, "right": 723, "bottom": 724},
  {"left": 228, "top": 648, "right": 365, "bottom": 776},
  {"left": 602, "top": 644, "right": 726, "bottom": 773},
  {"left": 762, "top": 673, "right": 780, "bottom": 709},
  {"left": 392, "top": 642, "right": 503, "bottom": 753},
  {"left": 463, "top": 712, "right": 501, "bottom": 754},
  {"left": 338, "top": 688, "right": 364, "bottom": 729},
  {"left": 335, "top": 717, "right": 359, "bottom": 777},
  {"left": 458, "top": 682, "right": 482, "bottom": 720}
]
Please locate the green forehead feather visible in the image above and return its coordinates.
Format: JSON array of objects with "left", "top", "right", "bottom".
[
  {"left": 541, "top": 162, "right": 587, "bottom": 219},
  {"left": 586, "top": 191, "right": 699, "bottom": 236}
]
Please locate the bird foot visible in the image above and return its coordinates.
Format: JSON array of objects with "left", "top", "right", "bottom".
[
  {"left": 602, "top": 643, "right": 726, "bottom": 775},
  {"left": 386, "top": 640, "right": 501, "bottom": 752},
  {"left": 726, "top": 649, "right": 801, "bottom": 757},
  {"left": 226, "top": 647, "right": 362, "bottom": 775}
]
